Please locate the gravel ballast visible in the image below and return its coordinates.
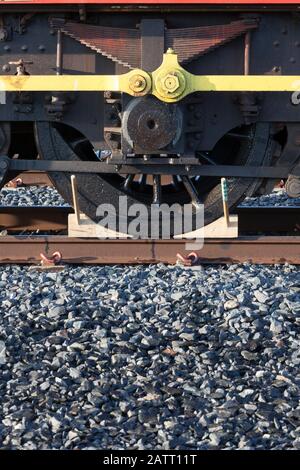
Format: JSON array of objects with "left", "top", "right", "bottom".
[
  {"left": 0, "top": 263, "right": 299, "bottom": 450},
  {"left": 0, "top": 186, "right": 68, "bottom": 207},
  {"left": 0, "top": 186, "right": 300, "bottom": 208}
]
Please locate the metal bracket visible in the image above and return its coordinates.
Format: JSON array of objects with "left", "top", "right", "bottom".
[{"left": 0, "top": 156, "right": 299, "bottom": 186}]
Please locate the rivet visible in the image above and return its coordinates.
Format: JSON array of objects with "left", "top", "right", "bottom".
[
  {"left": 3, "top": 45, "right": 10, "bottom": 51},
  {"left": 38, "top": 45, "right": 45, "bottom": 52},
  {"left": 21, "top": 45, "right": 28, "bottom": 51},
  {"left": 273, "top": 40, "right": 280, "bottom": 47},
  {"left": 2, "top": 64, "right": 10, "bottom": 72},
  {"left": 295, "top": 41, "right": 300, "bottom": 47},
  {"left": 290, "top": 57, "right": 296, "bottom": 63}
]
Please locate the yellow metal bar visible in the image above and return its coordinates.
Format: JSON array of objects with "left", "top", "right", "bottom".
[
  {"left": 1, "top": 74, "right": 300, "bottom": 93},
  {"left": 1, "top": 50, "right": 300, "bottom": 102},
  {"left": 0, "top": 68, "right": 152, "bottom": 97},
  {"left": 0, "top": 73, "right": 138, "bottom": 93},
  {"left": 190, "top": 75, "right": 300, "bottom": 92}
]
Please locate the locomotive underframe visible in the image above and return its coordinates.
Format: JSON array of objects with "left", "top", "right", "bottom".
[
  {"left": 1, "top": 10, "right": 300, "bottom": 157},
  {"left": 1, "top": 7, "right": 300, "bottom": 226}
]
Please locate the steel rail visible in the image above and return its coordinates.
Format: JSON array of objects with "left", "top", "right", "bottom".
[
  {"left": 0, "top": 205, "right": 299, "bottom": 233},
  {"left": 0, "top": 236, "right": 299, "bottom": 265},
  {"left": 6, "top": 171, "right": 53, "bottom": 187}
]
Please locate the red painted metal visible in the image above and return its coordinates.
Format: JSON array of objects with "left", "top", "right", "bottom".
[{"left": 1, "top": 0, "right": 300, "bottom": 5}]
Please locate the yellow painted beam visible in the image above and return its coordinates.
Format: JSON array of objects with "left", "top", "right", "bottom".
[
  {"left": 0, "top": 75, "right": 122, "bottom": 92},
  {"left": 191, "top": 75, "right": 300, "bottom": 92},
  {"left": 1, "top": 74, "right": 300, "bottom": 92},
  {"left": 1, "top": 50, "right": 300, "bottom": 102},
  {"left": 0, "top": 71, "right": 152, "bottom": 94}
]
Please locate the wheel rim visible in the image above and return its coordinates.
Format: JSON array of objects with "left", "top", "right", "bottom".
[{"left": 35, "top": 121, "right": 274, "bottom": 234}]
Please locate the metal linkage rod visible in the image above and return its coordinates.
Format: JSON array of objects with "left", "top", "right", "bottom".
[{"left": 1, "top": 50, "right": 300, "bottom": 103}]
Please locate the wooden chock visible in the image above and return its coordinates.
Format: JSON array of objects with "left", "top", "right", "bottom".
[
  {"left": 71, "top": 174, "right": 80, "bottom": 225},
  {"left": 221, "top": 177, "right": 230, "bottom": 226}
]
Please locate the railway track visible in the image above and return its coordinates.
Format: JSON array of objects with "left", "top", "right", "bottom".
[
  {"left": 0, "top": 235, "right": 299, "bottom": 265},
  {"left": 6, "top": 172, "right": 53, "bottom": 187},
  {"left": 0, "top": 205, "right": 299, "bottom": 265},
  {"left": 1, "top": 172, "right": 299, "bottom": 265},
  {"left": 0, "top": 205, "right": 299, "bottom": 233}
]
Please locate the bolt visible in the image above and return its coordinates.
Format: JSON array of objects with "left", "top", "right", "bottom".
[
  {"left": 162, "top": 73, "right": 180, "bottom": 93},
  {"left": 129, "top": 74, "right": 147, "bottom": 94},
  {"left": 273, "top": 66, "right": 280, "bottom": 73},
  {"left": 0, "top": 159, "right": 8, "bottom": 170}
]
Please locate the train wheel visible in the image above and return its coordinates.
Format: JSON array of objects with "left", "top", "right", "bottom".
[
  {"left": 0, "top": 122, "right": 11, "bottom": 188},
  {"left": 0, "top": 122, "right": 39, "bottom": 188},
  {"left": 0, "top": 123, "right": 10, "bottom": 156},
  {"left": 35, "top": 121, "right": 275, "bottom": 234}
]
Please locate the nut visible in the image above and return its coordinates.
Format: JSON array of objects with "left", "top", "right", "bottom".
[
  {"left": 129, "top": 74, "right": 147, "bottom": 94},
  {"left": 162, "top": 73, "right": 180, "bottom": 93}
]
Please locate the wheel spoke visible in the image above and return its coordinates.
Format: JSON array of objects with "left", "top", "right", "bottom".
[
  {"left": 153, "top": 174, "right": 162, "bottom": 205},
  {"left": 138, "top": 174, "right": 147, "bottom": 192},
  {"left": 181, "top": 175, "right": 202, "bottom": 208},
  {"left": 172, "top": 175, "right": 181, "bottom": 191},
  {"left": 227, "top": 132, "right": 251, "bottom": 140},
  {"left": 198, "top": 152, "right": 217, "bottom": 165},
  {"left": 123, "top": 174, "right": 135, "bottom": 190}
]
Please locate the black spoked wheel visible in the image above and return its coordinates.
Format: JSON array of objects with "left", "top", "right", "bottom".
[{"left": 35, "top": 121, "right": 275, "bottom": 234}]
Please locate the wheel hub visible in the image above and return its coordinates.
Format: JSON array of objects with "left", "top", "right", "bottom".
[{"left": 123, "top": 96, "right": 182, "bottom": 152}]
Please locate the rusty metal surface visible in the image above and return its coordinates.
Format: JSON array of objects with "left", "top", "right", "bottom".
[
  {"left": 236, "top": 206, "right": 300, "bottom": 233},
  {"left": 0, "top": 205, "right": 298, "bottom": 265},
  {"left": 51, "top": 18, "right": 140, "bottom": 69},
  {"left": 166, "top": 19, "right": 258, "bottom": 64},
  {"left": 0, "top": 206, "right": 70, "bottom": 231},
  {"left": 0, "top": 206, "right": 299, "bottom": 233},
  {"left": 6, "top": 171, "right": 53, "bottom": 187},
  {"left": 0, "top": 236, "right": 299, "bottom": 265},
  {"left": 50, "top": 18, "right": 257, "bottom": 69}
]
